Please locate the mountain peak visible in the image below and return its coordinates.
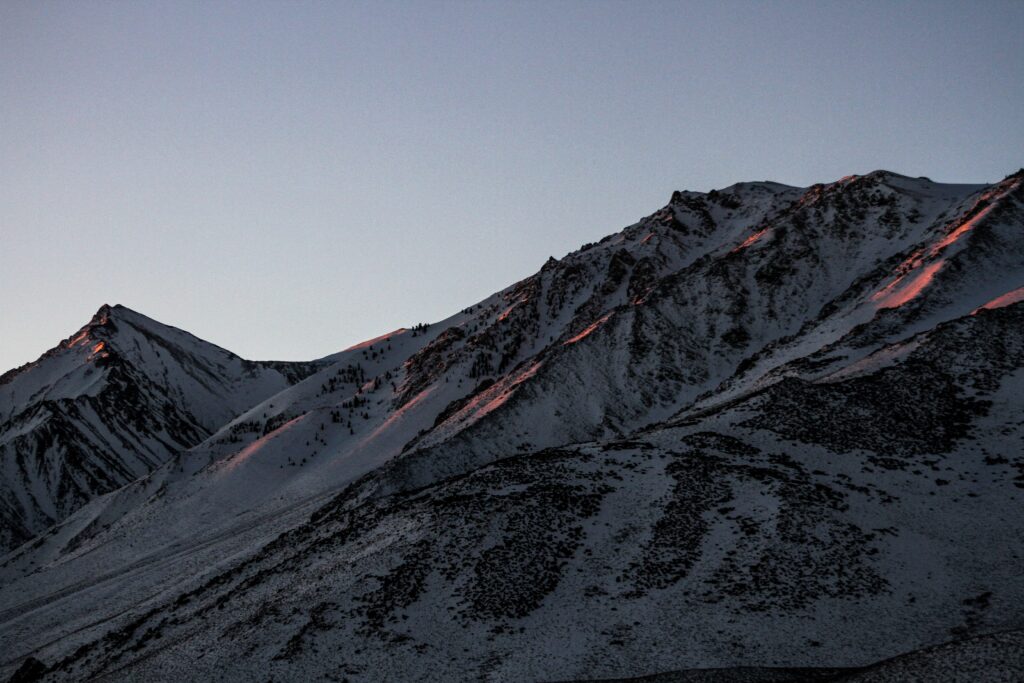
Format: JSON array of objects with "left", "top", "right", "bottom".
[
  {"left": 99, "top": 303, "right": 142, "bottom": 322},
  {"left": 863, "top": 168, "right": 901, "bottom": 179},
  {"left": 830, "top": 169, "right": 906, "bottom": 186},
  {"left": 57, "top": 304, "right": 118, "bottom": 352},
  {"left": 0, "top": 303, "right": 326, "bottom": 550},
  {"left": 3, "top": 169, "right": 1024, "bottom": 681},
  {"left": 668, "top": 180, "right": 800, "bottom": 205},
  {"left": 92, "top": 302, "right": 114, "bottom": 324}
]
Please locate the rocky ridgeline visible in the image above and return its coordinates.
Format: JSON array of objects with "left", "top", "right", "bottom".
[{"left": 2, "top": 170, "right": 1024, "bottom": 681}]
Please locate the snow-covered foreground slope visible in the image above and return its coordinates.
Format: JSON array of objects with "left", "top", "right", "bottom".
[
  {"left": 5, "top": 299, "right": 1024, "bottom": 682},
  {"left": 1, "top": 169, "right": 1022, "bottom": 681},
  {"left": 0, "top": 305, "right": 321, "bottom": 551}
]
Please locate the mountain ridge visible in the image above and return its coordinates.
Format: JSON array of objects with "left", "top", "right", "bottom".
[
  {"left": 0, "top": 304, "right": 326, "bottom": 551},
  {"left": 1, "top": 168, "right": 1022, "bottom": 681}
]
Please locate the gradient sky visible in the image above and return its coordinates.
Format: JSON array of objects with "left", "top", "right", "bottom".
[{"left": 2, "top": 1, "right": 1022, "bottom": 371}]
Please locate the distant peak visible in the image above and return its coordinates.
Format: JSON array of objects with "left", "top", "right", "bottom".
[
  {"left": 100, "top": 304, "right": 149, "bottom": 324},
  {"left": 844, "top": 170, "right": 923, "bottom": 185},
  {"left": 718, "top": 180, "right": 802, "bottom": 194},
  {"left": 90, "top": 303, "right": 142, "bottom": 326},
  {"left": 89, "top": 304, "right": 116, "bottom": 327},
  {"left": 56, "top": 305, "right": 120, "bottom": 351}
]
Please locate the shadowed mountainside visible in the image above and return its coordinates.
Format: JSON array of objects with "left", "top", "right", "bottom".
[{"left": 2, "top": 169, "right": 1023, "bottom": 681}]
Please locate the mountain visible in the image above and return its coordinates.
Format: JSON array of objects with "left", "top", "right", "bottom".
[
  {"left": 0, "top": 304, "right": 322, "bottom": 551},
  {"left": 1, "top": 169, "right": 1022, "bottom": 681}
]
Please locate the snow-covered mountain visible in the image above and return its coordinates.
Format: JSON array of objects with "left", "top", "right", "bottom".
[
  {"left": 0, "top": 305, "right": 322, "bottom": 551},
  {"left": 1, "top": 169, "right": 1022, "bottom": 681}
]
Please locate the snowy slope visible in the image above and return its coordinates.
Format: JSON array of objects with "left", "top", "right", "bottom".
[
  {"left": 1, "top": 169, "right": 1023, "bottom": 681},
  {"left": 7, "top": 299, "right": 1024, "bottom": 682},
  {"left": 0, "top": 305, "right": 322, "bottom": 551}
]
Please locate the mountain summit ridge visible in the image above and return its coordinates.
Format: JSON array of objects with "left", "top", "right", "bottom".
[
  {"left": 1, "top": 169, "right": 1022, "bottom": 681},
  {"left": 0, "top": 304, "right": 325, "bottom": 550}
]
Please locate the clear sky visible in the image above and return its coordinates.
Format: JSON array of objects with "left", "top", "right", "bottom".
[{"left": 2, "top": 1, "right": 1022, "bottom": 371}]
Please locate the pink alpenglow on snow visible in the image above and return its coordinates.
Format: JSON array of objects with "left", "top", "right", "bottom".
[
  {"left": 931, "top": 178, "right": 1021, "bottom": 257},
  {"left": 497, "top": 299, "right": 529, "bottom": 322},
  {"left": 564, "top": 313, "right": 613, "bottom": 345},
  {"left": 362, "top": 385, "right": 436, "bottom": 444},
  {"left": 973, "top": 286, "right": 1024, "bottom": 314},
  {"left": 342, "top": 329, "right": 406, "bottom": 353},
  {"left": 873, "top": 260, "right": 946, "bottom": 309},
  {"left": 731, "top": 228, "right": 770, "bottom": 253},
  {"left": 450, "top": 360, "right": 545, "bottom": 425}
]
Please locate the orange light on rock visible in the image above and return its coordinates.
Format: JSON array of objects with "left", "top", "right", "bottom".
[
  {"left": 564, "top": 313, "right": 613, "bottom": 345},
  {"left": 972, "top": 286, "right": 1024, "bottom": 314},
  {"left": 731, "top": 228, "right": 769, "bottom": 254},
  {"left": 875, "top": 260, "right": 946, "bottom": 309}
]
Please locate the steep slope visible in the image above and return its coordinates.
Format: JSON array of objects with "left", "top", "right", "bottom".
[
  {"left": 8, "top": 299, "right": 1024, "bottom": 682},
  {"left": 368, "top": 169, "right": 1022, "bottom": 495},
  {"left": 0, "top": 181, "right": 813, "bottom": 577},
  {"left": 0, "top": 305, "right": 321, "bottom": 550},
  {"left": 1, "top": 169, "right": 1022, "bottom": 681}
]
